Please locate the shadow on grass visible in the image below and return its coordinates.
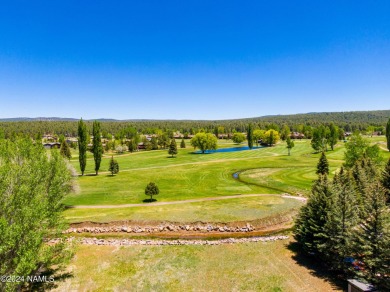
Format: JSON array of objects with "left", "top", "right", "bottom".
[
  {"left": 64, "top": 205, "right": 75, "bottom": 209},
  {"left": 286, "top": 241, "right": 346, "bottom": 291},
  {"left": 166, "top": 156, "right": 177, "bottom": 158},
  {"left": 143, "top": 198, "right": 157, "bottom": 203}
]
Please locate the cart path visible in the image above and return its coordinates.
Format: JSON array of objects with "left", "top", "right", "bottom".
[{"left": 67, "top": 194, "right": 307, "bottom": 209}]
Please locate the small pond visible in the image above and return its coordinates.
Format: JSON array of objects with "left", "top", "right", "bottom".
[{"left": 195, "top": 146, "right": 262, "bottom": 154}]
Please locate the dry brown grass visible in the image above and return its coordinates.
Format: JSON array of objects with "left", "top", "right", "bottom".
[{"left": 53, "top": 238, "right": 342, "bottom": 291}]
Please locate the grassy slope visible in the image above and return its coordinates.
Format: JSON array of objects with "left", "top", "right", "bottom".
[{"left": 54, "top": 239, "right": 341, "bottom": 292}]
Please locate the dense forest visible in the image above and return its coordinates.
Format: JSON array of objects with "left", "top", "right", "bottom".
[{"left": 0, "top": 110, "right": 389, "bottom": 138}]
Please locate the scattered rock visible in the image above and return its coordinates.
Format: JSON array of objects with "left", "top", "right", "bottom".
[
  {"left": 66, "top": 222, "right": 264, "bottom": 235},
  {"left": 64, "top": 235, "right": 289, "bottom": 246}
]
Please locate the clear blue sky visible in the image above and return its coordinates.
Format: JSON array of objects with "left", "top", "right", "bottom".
[{"left": 0, "top": 1, "right": 390, "bottom": 120}]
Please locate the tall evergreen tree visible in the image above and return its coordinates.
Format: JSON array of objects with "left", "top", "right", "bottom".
[
  {"left": 386, "top": 117, "right": 390, "bottom": 151},
  {"left": 158, "top": 133, "right": 169, "bottom": 149},
  {"left": 60, "top": 140, "right": 72, "bottom": 160},
  {"left": 286, "top": 136, "right": 294, "bottom": 156},
  {"left": 247, "top": 123, "right": 254, "bottom": 149},
  {"left": 316, "top": 152, "right": 329, "bottom": 176},
  {"left": 108, "top": 155, "right": 119, "bottom": 175},
  {"left": 92, "top": 120, "right": 103, "bottom": 175},
  {"left": 180, "top": 138, "right": 186, "bottom": 148},
  {"left": 168, "top": 138, "right": 178, "bottom": 157},
  {"left": 322, "top": 169, "right": 358, "bottom": 270},
  {"left": 382, "top": 158, "right": 390, "bottom": 203},
  {"left": 269, "top": 130, "right": 274, "bottom": 146},
  {"left": 77, "top": 118, "right": 88, "bottom": 176},
  {"left": 352, "top": 181, "right": 390, "bottom": 288},
  {"left": 294, "top": 176, "right": 333, "bottom": 254},
  {"left": 351, "top": 158, "right": 379, "bottom": 211}
]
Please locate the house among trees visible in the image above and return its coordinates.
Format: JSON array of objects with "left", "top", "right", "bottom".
[
  {"left": 173, "top": 133, "right": 184, "bottom": 139},
  {"left": 43, "top": 142, "right": 61, "bottom": 149},
  {"left": 290, "top": 132, "right": 305, "bottom": 139},
  {"left": 217, "top": 134, "right": 229, "bottom": 139},
  {"left": 144, "top": 135, "right": 156, "bottom": 141},
  {"left": 66, "top": 137, "right": 78, "bottom": 145},
  {"left": 42, "top": 134, "right": 58, "bottom": 142}
]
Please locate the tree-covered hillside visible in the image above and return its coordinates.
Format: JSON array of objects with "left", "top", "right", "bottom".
[{"left": 0, "top": 110, "right": 389, "bottom": 138}]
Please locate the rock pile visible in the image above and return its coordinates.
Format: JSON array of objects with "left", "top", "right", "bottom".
[
  {"left": 65, "top": 223, "right": 256, "bottom": 234},
  {"left": 50, "top": 235, "right": 289, "bottom": 246}
]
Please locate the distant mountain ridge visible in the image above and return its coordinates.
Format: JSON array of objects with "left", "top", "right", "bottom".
[{"left": 1, "top": 109, "right": 389, "bottom": 123}]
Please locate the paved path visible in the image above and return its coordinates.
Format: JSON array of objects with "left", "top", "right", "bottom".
[{"left": 68, "top": 194, "right": 306, "bottom": 209}]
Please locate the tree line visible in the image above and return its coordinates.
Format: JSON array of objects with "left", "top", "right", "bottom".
[{"left": 0, "top": 110, "right": 389, "bottom": 139}]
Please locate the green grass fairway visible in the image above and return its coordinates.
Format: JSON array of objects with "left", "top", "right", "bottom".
[
  {"left": 65, "top": 195, "right": 304, "bottom": 223},
  {"left": 65, "top": 140, "right": 342, "bottom": 205},
  {"left": 53, "top": 238, "right": 341, "bottom": 291},
  {"left": 64, "top": 137, "right": 389, "bottom": 222}
]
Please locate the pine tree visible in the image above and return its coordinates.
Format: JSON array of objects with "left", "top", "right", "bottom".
[
  {"left": 247, "top": 123, "right": 253, "bottom": 149},
  {"left": 382, "top": 158, "right": 390, "bottom": 203},
  {"left": 322, "top": 169, "right": 358, "bottom": 270},
  {"left": 316, "top": 152, "right": 329, "bottom": 176},
  {"left": 168, "top": 138, "right": 178, "bottom": 157},
  {"left": 352, "top": 181, "right": 390, "bottom": 288},
  {"left": 108, "top": 156, "right": 119, "bottom": 175},
  {"left": 60, "top": 140, "right": 72, "bottom": 160},
  {"left": 92, "top": 120, "right": 103, "bottom": 175},
  {"left": 294, "top": 176, "right": 333, "bottom": 254},
  {"left": 286, "top": 136, "right": 294, "bottom": 156},
  {"left": 145, "top": 182, "right": 159, "bottom": 201},
  {"left": 180, "top": 138, "right": 186, "bottom": 148},
  {"left": 351, "top": 158, "right": 379, "bottom": 210},
  {"left": 77, "top": 118, "right": 88, "bottom": 175}
]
